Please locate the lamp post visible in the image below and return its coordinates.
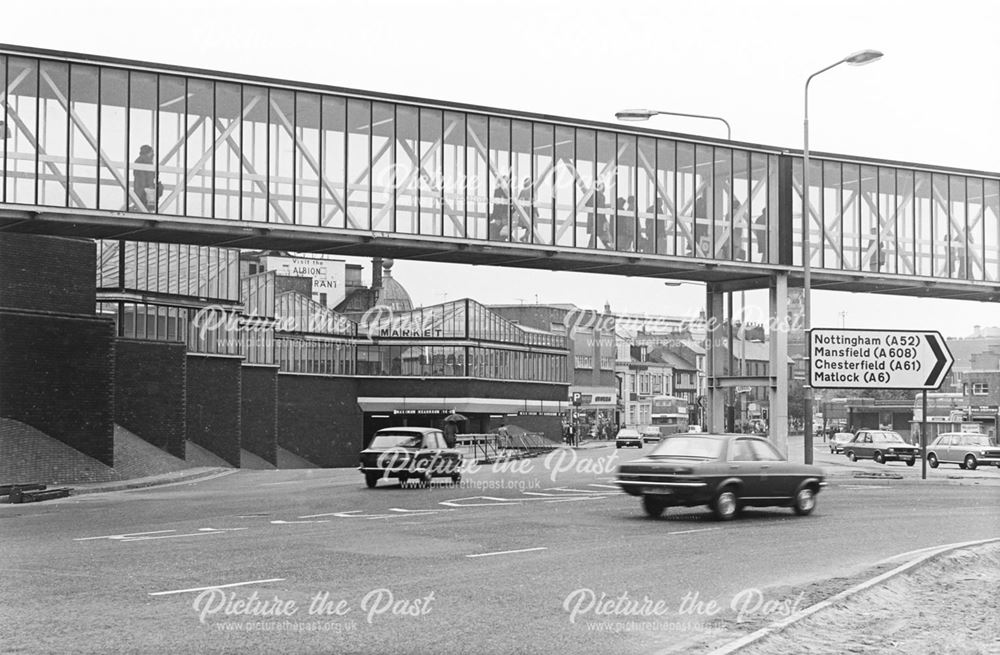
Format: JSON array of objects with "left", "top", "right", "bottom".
[
  {"left": 615, "top": 109, "right": 731, "bottom": 141},
  {"left": 802, "top": 49, "right": 883, "bottom": 464}
]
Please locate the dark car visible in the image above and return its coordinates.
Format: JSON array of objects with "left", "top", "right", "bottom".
[
  {"left": 616, "top": 433, "right": 826, "bottom": 520},
  {"left": 926, "top": 432, "right": 1000, "bottom": 470},
  {"left": 359, "top": 427, "right": 463, "bottom": 488},
  {"left": 843, "top": 429, "right": 918, "bottom": 465}
]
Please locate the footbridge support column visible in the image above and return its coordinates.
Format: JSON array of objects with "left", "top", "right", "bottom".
[{"left": 769, "top": 272, "right": 789, "bottom": 455}]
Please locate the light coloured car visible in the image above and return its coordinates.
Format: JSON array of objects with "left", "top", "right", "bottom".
[
  {"left": 641, "top": 428, "right": 662, "bottom": 444},
  {"left": 616, "top": 428, "right": 643, "bottom": 449},
  {"left": 829, "top": 432, "right": 854, "bottom": 454},
  {"left": 926, "top": 432, "right": 1000, "bottom": 470}
]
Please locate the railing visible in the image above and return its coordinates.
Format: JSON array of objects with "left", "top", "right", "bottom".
[{"left": 456, "top": 432, "right": 560, "bottom": 462}]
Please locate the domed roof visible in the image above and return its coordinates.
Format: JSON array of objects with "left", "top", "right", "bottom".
[{"left": 377, "top": 259, "right": 413, "bottom": 312}]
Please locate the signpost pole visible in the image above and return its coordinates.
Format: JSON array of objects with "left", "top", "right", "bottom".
[{"left": 921, "top": 389, "right": 928, "bottom": 481}]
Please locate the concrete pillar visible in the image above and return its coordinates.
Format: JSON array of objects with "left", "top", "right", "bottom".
[
  {"left": 705, "top": 285, "right": 726, "bottom": 432},
  {"left": 769, "top": 273, "right": 789, "bottom": 455}
]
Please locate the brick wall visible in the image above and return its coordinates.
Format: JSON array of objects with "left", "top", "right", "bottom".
[
  {"left": 0, "top": 233, "right": 96, "bottom": 314},
  {"left": 0, "top": 311, "right": 115, "bottom": 466},
  {"left": 277, "top": 375, "right": 362, "bottom": 467},
  {"left": 242, "top": 365, "right": 278, "bottom": 465},
  {"left": 115, "top": 339, "right": 187, "bottom": 459},
  {"left": 186, "top": 355, "right": 242, "bottom": 467}
]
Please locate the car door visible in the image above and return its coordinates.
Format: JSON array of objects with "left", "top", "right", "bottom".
[
  {"left": 940, "top": 434, "right": 959, "bottom": 464},
  {"left": 854, "top": 432, "right": 874, "bottom": 459},
  {"left": 748, "top": 439, "right": 799, "bottom": 498},
  {"left": 728, "top": 438, "right": 765, "bottom": 500}
]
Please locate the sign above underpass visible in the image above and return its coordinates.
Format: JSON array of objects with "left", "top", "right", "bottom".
[{"left": 808, "top": 328, "right": 954, "bottom": 390}]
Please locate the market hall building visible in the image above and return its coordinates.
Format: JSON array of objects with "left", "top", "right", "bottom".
[{"left": 2, "top": 233, "right": 570, "bottom": 478}]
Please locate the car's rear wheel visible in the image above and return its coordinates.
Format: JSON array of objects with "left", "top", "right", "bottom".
[
  {"left": 712, "top": 488, "right": 738, "bottom": 521},
  {"left": 847, "top": 451, "right": 857, "bottom": 462},
  {"left": 418, "top": 470, "right": 433, "bottom": 488},
  {"left": 642, "top": 495, "right": 666, "bottom": 518},
  {"left": 873, "top": 451, "right": 885, "bottom": 464},
  {"left": 927, "top": 453, "right": 939, "bottom": 468},
  {"left": 451, "top": 473, "right": 462, "bottom": 485},
  {"left": 965, "top": 455, "right": 978, "bottom": 470},
  {"left": 365, "top": 473, "right": 379, "bottom": 489},
  {"left": 793, "top": 487, "right": 816, "bottom": 516},
  {"left": 616, "top": 444, "right": 622, "bottom": 449},
  {"left": 637, "top": 443, "right": 643, "bottom": 449},
  {"left": 959, "top": 462, "right": 968, "bottom": 470},
  {"left": 905, "top": 458, "right": 915, "bottom": 467}
]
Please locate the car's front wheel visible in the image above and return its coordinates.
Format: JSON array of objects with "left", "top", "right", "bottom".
[
  {"left": 927, "top": 453, "right": 939, "bottom": 468},
  {"left": 873, "top": 451, "right": 885, "bottom": 464},
  {"left": 965, "top": 455, "right": 978, "bottom": 471},
  {"left": 712, "top": 488, "right": 739, "bottom": 521},
  {"left": 365, "top": 473, "right": 380, "bottom": 489},
  {"left": 905, "top": 458, "right": 915, "bottom": 467},
  {"left": 847, "top": 451, "right": 857, "bottom": 462},
  {"left": 793, "top": 487, "right": 816, "bottom": 516},
  {"left": 642, "top": 495, "right": 666, "bottom": 518}
]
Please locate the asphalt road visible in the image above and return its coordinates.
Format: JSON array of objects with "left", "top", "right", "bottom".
[{"left": 2, "top": 444, "right": 998, "bottom": 655}]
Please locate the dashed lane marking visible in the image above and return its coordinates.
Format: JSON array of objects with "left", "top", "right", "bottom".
[
  {"left": 466, "top": 547, "right": 548, "bottom": 558},
  {"left": 149, "top": 578, "right": 286, "bottom": 597}
]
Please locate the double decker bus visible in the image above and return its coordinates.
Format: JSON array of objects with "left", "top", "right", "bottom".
[{"left": 650, "top": 395, "right": 689, "bottom": 436}]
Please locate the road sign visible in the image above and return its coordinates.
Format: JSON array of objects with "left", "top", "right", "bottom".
[{"left": 808, "top": 328, "right": 954, "bottom": 390}]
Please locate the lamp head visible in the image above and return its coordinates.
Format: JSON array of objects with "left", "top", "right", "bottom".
[
  {"left": 615, "top": 109, "right": 657, "bottom": 122},
  {"left": 844, "top": 49, "right": 883, "bottom": 66}
]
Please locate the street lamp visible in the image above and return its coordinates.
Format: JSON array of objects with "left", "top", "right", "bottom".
[
  {"left": 802, "top": 49, "right": 883, "bottom": 464},
  {"left": 615, "top": 109, "right": 732, "bottom": 141}
]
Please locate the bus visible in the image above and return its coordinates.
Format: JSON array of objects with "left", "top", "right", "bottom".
[{"left": 650, "top": 395, "right": 689, "bottom": 436}]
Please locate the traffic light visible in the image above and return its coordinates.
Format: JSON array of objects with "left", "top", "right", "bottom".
[{"left": 762, "top": 408, "right": 769, "bottom": 421}]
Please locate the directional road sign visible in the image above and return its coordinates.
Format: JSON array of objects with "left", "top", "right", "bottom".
[{"left": 808, "top": 328, "right": 954, "bottom": 390}]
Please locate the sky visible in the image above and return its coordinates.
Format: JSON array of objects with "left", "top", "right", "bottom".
[{"left": 6, "top": 0, "right": 1000, "bottom": 338}]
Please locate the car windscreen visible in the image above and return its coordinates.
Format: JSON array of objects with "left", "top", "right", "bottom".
[
  {"left": 649, "top": 436, "right": 724, "bottom": 459},
  {"left": 369, "top": 434, "right": 423, "bottom": 448}
]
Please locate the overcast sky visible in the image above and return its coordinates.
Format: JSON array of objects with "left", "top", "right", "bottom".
[{"left": 8, "top": 0, "right": 1000, "bottom": 337}]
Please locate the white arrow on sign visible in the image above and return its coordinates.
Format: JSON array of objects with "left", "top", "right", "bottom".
[{"left": 808, "top": 329, "right": 954, "bottom": 390}]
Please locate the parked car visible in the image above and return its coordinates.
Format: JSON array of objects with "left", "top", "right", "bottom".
[
  {"left": 616, "top": 428, "right": 643, "bottom": 449},
  {"left": 829, "top": 432, "right": 855, "bottom": 454},
  {"left": 843, "top": 429, "right": 919, "bottom": 465},
  {"left": 616, "top": 433, "right": 826, "bottom": 520},
  {"left": 926, "top": 432, "right": 1000, "bottom": 470},
  {"left": 359, "top": 427, "right": 463, "bottom": 488}
]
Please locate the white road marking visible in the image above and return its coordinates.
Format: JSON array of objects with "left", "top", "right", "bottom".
[
  {"left": 667, "top": 528, "right": 723, "bottom": 536},
  {"left": 589, "top": 483, "right": 623, "bottom": 490},
  {"left": 544, "top": 497, "right": 604, "bottom": 503},
  {"left": 259, "top": 480, "right": 310, "bottom": 486},
  {"left": 74, "top": 530, "right": 176, "bottom": 541},
  {"left": 466, "top": 547, "right": 548, "bottom": 558},
  {"left": 149, "top": 578, "right": 286, "bottom": 596},
  {"left": 120, "top": 532, "right": 227, "bottom": 542},
  {"left": 270, "top": 519, "right": 331, "bottom": 524}
]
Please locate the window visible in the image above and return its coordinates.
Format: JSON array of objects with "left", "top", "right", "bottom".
[
  {"left": 731, "top": 439, "right": 755, "bottom": 461},
  {"left": 973, "top": 382, "right": 989, "bottom": 395}
]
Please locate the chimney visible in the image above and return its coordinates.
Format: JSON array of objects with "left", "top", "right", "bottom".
[{"left": 371, "top": 257, "right": 384, "bottom": 291}]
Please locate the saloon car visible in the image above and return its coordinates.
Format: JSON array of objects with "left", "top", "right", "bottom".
[
  {"left": 359, "top": 427, "right": 463, "bottom": 488},
  {"left": 615, "top": 428, "right": 643, "bottom": 449},
  {"left": 616, "top": 433, "right": 826, "bottom": 520},
  {"left": 843, "top": 429, "right": 919, "bottom": 465},
  {"left": 641, "top": 428, "right": 663, "bottom": 444},
  {"left": 829, "top": 432, "right": 855, "bottom": 454},
  {"left": 926, "top": 432, "right": 1000, "bottom": 470}
]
